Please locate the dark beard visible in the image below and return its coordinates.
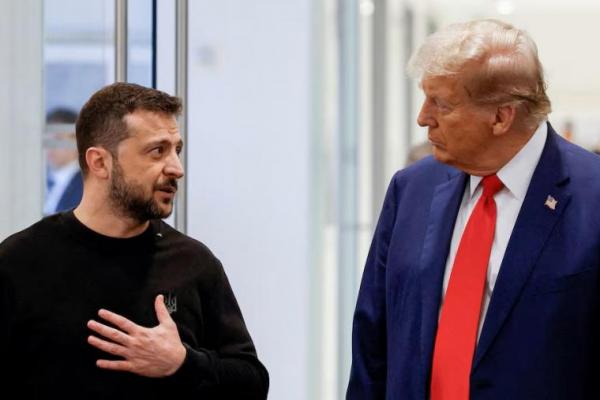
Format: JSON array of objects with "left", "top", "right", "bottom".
[{"left": 109, "top": 161, "right": 177, "bottom": 223}]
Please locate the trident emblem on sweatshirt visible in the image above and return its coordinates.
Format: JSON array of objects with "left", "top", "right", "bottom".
[{"left": 163, "top": 292, "right": 177, "bottom": 314}]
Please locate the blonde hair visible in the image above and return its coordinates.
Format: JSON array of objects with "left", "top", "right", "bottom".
[{"left": 408, "top": 19, "right": 551, "bottom": 126}]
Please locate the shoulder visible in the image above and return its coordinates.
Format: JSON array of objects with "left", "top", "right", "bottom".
[
  {"left": 387, "top": 155, "right": 460, "bottom": 199},
  {"left": 0, "top": 215, "right": 62, "bottom": 273},
  {"left": 154, "top": 222, "right": 236, "bottom": 292},
  {"left": 157, "top": 221, "right": 217, "bottom": 257},
  {"left": 0, "top": 215, "right": 61, "bottom": 255},
  {"left": 154, "top": 221, "right": 225, "bottom": 275},
  {"left": 561, "top": 139, "right": 600, "bottom": 174},
  {"left": 554, "top": 133, "right": 600, "bottom": 191},
  {"left": 394, "top": 155, "right": 458, "bottom": 181}
]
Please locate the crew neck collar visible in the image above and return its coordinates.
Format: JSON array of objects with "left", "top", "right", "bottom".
[{"left": 59, "top": 211, "right": 160, "bottom": 250}]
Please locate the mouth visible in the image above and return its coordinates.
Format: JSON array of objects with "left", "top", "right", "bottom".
[
  {"left": 428, "top": 136, "right": 444, "bottom": 148},
  {"left": 156, "top": 186, "right": 177, "bottom": 195},
  {"left": 156, "top": 179, "right": 178, "bottom": 192}
]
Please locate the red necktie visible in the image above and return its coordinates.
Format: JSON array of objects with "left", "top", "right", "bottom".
[{"left": 430, "top": 174, "right": 504, "bottom": 400}]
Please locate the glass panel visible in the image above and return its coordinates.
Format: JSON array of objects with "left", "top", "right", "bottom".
[
  {"left": 128, "top": 0, "right": 154, "bottom": 87},
  {"left": 43, "top": 0, "right": 114, "bottom": 215},
  {"left": 0, "top": 1, "right": 44, "bottom": 238},
  {"left": 42, "top": 0, "right": 156, "bottom": 216}
]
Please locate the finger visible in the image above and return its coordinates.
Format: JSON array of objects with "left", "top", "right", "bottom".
[
  {"left": 98, "top": 309, "right": 138, "bottom": 334},
  {"left": 87, "top": 320, "right": 130, "bottom": 346},
  {"left": 96, "top": 359, "right": 132, "bottom": 372},
  {"left": 87, "top": 335, "right": 128, "bottom": 358},
  {"left": 154, "top": 295, "right": 173, "bottom": 325}
]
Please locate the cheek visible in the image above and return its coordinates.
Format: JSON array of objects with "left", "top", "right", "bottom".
[
  {"left": 124, "top": 171, "right": 156, "bottom": 193},
  {"left": 437, "top": 119, "right": 460, "bottom": 145},
  {"left": 149, "top": 172, "right": 165, "bottom": 189},
  {"left": 133, "top": 165, "right": 161, "bottom": 183},
  {"left": 458, "top": 128, "right": 489, "bottom": 157}
]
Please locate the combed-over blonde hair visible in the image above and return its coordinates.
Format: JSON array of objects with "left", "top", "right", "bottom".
[{"left": 408, "top": 19, "right": 551, "bottom": 126}]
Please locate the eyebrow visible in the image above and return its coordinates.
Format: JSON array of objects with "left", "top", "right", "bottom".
[{"left": 144, "top": 138, "right": 184, "bottom": 150}]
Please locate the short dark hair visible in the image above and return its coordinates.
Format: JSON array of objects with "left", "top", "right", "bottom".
[{"left": 75, "top": 82, "right": 182, "bottom": 174}]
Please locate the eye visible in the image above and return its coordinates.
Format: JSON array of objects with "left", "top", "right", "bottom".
[
  {"left": 150, "top": 147, "right": 164, "bottom": 157},
  {"left": 176, "top": 146, "right": 183, "bottom": 155},
  {"left": 434, "top": 98, "right": 451, "bottom": 112}
]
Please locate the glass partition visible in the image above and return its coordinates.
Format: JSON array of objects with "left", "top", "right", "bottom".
[
  {"left": 43, "top": 0, "right": 114, "bottom": 215},
  {"left": 42, "top": 0, "right": 156, "bottom": 215}
]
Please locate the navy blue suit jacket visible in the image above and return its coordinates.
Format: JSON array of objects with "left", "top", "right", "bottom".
[
  {"left": 347, "top": 124, "right": 600, "bottom": 399},
  {"left": 55, "top": 171, "right": 83, "bottom": 213}
]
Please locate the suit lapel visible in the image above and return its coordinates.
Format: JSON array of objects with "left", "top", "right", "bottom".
[
  {"left": 473, "top": 128, "right": 571, "bottom": 369},
  {"left": 418, "top": 170, "right": 467, "bottom": 388}
]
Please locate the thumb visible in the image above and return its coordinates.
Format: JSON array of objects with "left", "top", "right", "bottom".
[{"left": 154, "top": 294, "right": 174, "bottom": 325}]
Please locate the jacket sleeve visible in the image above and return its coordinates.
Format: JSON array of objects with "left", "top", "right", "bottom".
[
  {"left": 169, "top": 256, "right": 269, "bottom": 399},
  {"left": 347, "top": 174, "right": 400, "bottom": 400}
]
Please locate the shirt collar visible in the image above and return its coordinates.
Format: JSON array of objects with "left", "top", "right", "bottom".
[{"left": 469, "top": 121, "right": 548, "bottom": 200}]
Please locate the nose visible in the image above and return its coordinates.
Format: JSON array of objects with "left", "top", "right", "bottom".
[
  {"left": 165, "top": 151, "right": 185, "bottom": 179},
  {"left": 417, "top": 100, "right": 437, "bottom": 128}
]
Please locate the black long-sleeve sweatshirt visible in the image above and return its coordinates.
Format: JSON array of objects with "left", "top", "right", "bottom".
[{"left": 0, "top": 211, "right": 269, "bottom": 399}]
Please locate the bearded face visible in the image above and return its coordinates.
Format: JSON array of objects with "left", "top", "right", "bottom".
[{"left": 109, "top": 159, "right": 178, "bottom": 223}]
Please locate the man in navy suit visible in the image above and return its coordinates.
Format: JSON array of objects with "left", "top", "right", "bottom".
[
  {"left": 44, "top": 108, "right": 84, "bottom": 215},
  {"left": 347, "top": 19, "right": 600, "bottom": 399}
]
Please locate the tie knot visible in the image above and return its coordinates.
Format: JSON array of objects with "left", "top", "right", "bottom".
[{"left": 481, "top": 174, "right": 503, "bottom": 198}]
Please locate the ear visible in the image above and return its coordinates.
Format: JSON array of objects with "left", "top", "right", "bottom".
[
  {"left": 85, "top": 147, "right": 112, "bottom": 180},
  {"left": 491, "top": 104, "right": 517, "bottom": 136}
]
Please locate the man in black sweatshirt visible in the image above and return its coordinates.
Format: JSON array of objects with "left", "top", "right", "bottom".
[{"left": 0, "top": 82, "right": 269, "bottom": 399}]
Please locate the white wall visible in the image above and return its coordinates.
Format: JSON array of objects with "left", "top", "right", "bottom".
[
  {"left": 511, "top": 10, "right": 600, "bottom": 149},
  {"left": 186, "top": 1, "right": 311, "bottom": 399},
  {"left": 0, "top": 0, "right": 43, "bottom": 240}
]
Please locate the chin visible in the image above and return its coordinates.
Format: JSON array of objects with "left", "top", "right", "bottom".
[
  {"left": 432, "top": 147, "right": 449, "bottom": 162},
  {"left": 150, "top": 198, "right": 173, "bottom": 218},
  {"left": 159, "top": 204, "right": 174, "bottom": 218},
  {"left": 160, "top": 211, "right": 173, "bottom": 219}
]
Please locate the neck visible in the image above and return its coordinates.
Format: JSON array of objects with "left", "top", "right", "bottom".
[
  {"left": 74, "top": 184, "right": 149, "bottom": 238},
  {"left": 461, "top": 124, "right": 538, "bottom": 176}
]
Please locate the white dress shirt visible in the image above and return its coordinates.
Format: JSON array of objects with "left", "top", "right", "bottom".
[{"left": 440, "top": 121, "right": 548, "bottom": 339}]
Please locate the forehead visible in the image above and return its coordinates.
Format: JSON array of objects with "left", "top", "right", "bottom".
[
  {"left": 123, "top": 110, "right": 181, "bottom": 142},
  {"left": 420, "top": 74, "right": 467, "bottom": 100}
]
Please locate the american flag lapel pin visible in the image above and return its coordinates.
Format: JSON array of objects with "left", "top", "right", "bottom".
[{"left": 544, "top": 195, "right": 557, "bottom": 210}]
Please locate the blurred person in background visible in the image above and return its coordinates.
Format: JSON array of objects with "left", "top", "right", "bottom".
[
  {"left": 348, "top": 19, "right": 600, "bottom": 400},
  {"left": 561, "top": 119, "right": 574, "bottom": 142},
  {"left": 406, "top": 140, "right": 433, "bottom": 166},
  {"left": 0, "top": 83, "right": 268, "bottom": 399},
  {"left": 44, "top": 107, "right": 83, "bottom": 215}
]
